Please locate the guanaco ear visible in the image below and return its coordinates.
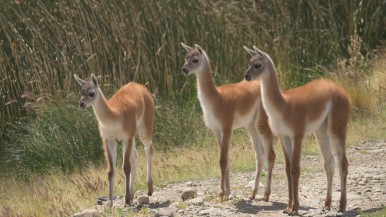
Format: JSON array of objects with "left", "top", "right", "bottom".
[
  {"left": 181, "top": 42, "right": 192, "bottom": 52},
  {"left": 74, "top": 74, "right": 86, "bottom": 86},
  {"left": 194, "top": 44, "right": 203, "bottom": 54},
  {"left": 91, "top": 74, "right": 98, "bottom": 87},
  {"left": 243, "top": 46, "right": 257, "bottom": 56},
  {"left": 252, "top": 45, "right": 265, "bottom": 57}
]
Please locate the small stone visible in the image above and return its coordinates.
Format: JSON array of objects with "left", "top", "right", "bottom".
[
  {"left": 155, "top": 207, "right": 177, "bottom": 217},
  {"left": 375, "top": 189, "right": 382, "bottom": 193},
  {"left": 358, "top": 181, "right": 366, "bottom": 185},
  {"left": 181, "top": 188, "right": 197, "bottom": 201},
  {"left": 186, "top": 181, "right": 193, "bottom": 186},
  {"left": 199, "top": 208, "right": 221, "bottom": 215},
  {"left": 188, "top": 197, "right": 204, "bottom": 206},
  {"left": 365, "top": 189, "right": 371, "bottom": 193},
  {"left": 138, "top": 195, "right": 150, "bottom": 204}
]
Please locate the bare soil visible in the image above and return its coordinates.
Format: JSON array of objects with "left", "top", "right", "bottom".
[{"left": 74, "top": 140, "right": 386, "bottom": 217}]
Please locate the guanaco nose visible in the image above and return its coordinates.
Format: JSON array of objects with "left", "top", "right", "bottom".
[
  {"left": 244, "top": 72, "right": 252, "bottom": 81},
  {"left": 79, "top": 101, "right": 86, "bottom": 108},
  {"left": 182, "top": 67, "right": 189, "bottom": 75}
]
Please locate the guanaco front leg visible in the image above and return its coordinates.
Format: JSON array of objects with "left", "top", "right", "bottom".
[
  {"left": 263, "top": 135, "right": 275, "bottom": 201},
  {"left": 219, "top": 129, "right": 232, "bottom": 201},
  {"left": 289, "top": 136, "right": 303, "bottom": 215},
  {"left": 246, "top": 125, "right": 264, "bottom": 200},
  {"left": 280, "top": 135, "right": 293, "bottom": 214},
  {"left": 104, "top": 139, "right": 117, "bottom": 206}
]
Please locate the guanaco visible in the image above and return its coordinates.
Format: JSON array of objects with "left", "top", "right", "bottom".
[
  {"left": 181, "top": 43, "right": 275, "bottom": 201},
  {"left": 74, "top": 74, "right": 154, "bottom": 206},
  {"left": 243, "top": 46, "right": 351, "bottom": 215}
]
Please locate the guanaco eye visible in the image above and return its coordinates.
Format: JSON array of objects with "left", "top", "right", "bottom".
[
  {"left": 254, "top": 63, "right": 262, "bottom": 69},
  {"left": 89, "top": 92, "right": 95, "bottom": 97},
  {"left": 192, "top": 59, "right": 199, "bottom": 63}
]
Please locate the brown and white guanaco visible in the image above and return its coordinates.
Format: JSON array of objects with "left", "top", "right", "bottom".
[
  {"left": 181, "top": 43, "right": 275, "bottom": 201},
  {"left": 243, "top": 46, "right": 351, "bottom": 215},
  {"left": 74, "top": 74, "right": 154, "bottom": 206}
]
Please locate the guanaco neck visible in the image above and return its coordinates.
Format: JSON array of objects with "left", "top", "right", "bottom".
[
  {"left": 195, "top": 53, "right": 219, "bottom": 103},
  {"left": 260, "top": 60, "right": 286, "bottom": 113},
  {"left": 92, "top": 88, "right": 119, "bottom": 127}
]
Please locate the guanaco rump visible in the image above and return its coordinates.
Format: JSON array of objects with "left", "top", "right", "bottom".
[
  {"left": 181, "top": 43, "right": 275, "bottom": 201},
  {"left": 243, "top": 46, "right": 351, "bottom": 215},
  {"left": 74, "top": 74, "right": 154, "bottom": 206}
]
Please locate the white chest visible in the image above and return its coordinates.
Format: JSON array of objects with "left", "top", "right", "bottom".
[
  {"left": 202, "top": 106, "right": 221, "bottom": 129},
  {"left": 268, "top": 112, "right": 293, "bottom": 137},
  {"left": 99, "top": 122, "right": 129, "bottom": 141}
]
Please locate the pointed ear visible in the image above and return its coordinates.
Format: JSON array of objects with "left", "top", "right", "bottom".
[
  {"left": 252, "top": 45, "right": 265, "bottom": 57},
  {"left": 91, "top": 74, "right": 98, "bottom": 86},
  {"left": 194, "top": 44, "right": 203, "bottom": 54},
  {"left": 74, "top": 74, "right": 86, "bottom": 86},
  {"left": 181, "top": 42, "right": 192, "bottom": 52},
  {"left": 243, "top": 46, "right": 257, "bottom": 56}
]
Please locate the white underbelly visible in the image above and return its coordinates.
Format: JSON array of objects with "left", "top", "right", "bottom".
[{"left": 304, "top": 102, "right": 332, "bottom": 136}]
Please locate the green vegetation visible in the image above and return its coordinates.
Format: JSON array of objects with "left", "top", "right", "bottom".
[
  {"left": 1, "top": 0, "right": 385, "bottom": 142},
  {"left": 0, "top": 0, "right": 385, "bottom": 216}
]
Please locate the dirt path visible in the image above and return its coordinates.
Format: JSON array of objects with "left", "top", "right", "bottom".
[{"left": 74, "top": 140, "right": 386, "bottom": 217}]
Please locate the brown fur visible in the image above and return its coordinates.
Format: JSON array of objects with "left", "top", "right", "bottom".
[
  {"left": 74, "top": 74, "right": 154, "bottom": 206},
  {"left": 244, "top": 47, "right": 352, "bottom": 215},
  {"left": 182, "top": 44, "right": 275, "bottom": 201}
]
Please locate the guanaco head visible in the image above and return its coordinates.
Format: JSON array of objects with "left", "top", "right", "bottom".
[
  {"left": 73, "top": 74, "right": 99, "bottom": 109},
  {"left": 243, "top": 45, "right": 269, "bottom": 81},
  {"left": 181, "top": 43, "right": 207, "bottom": 76}
]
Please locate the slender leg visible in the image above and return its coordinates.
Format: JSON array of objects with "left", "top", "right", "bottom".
[
  {"left": 262, "top": 134, "right": 275, "bottom": 202},
  {"left": 329, "top": 98, "right": 350, "bottom": 213},
  {"left": 280, "top": 135, "right": 293, "bottom": 214},
  {"left": 219, "top": 129, "right": 232, "bottom": 201},
  {"left": 142, "top": 138, "right": 154, "bottom": 196},
  {"left": 246, "top": 125, "right": 264, "bottom": 200},
  {"left": 103, "top": 139, "right": 117, "bottom": 206},
  {"left": 290, "top": 135, "right": 303, "bottom": 216},
  {"left": 214, "top": 129, "right": 222, "bottom": 147},
  {"left": 315, "top": 121, "right": 335, "bottom": 210},
  {"left": 330, "top": 134, "right": 348, "bottom": 212},
  {"left": 122, "top": 138, "right": 134, "bottom": 205},
  {"left": 123, "top": 139, "right": 137, "bottom": 201},
  {"left": 256, "top": 104, "right": 275, "bottom": 201}
]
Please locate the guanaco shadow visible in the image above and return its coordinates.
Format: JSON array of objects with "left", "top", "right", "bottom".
[
  {"left": 234, "top": 199, "right": 310, "bottom": 215},
  {"left": 344, "top": 207, "right": 384, "bottom": 217},
  {"left": 235, "top": 200, "right": 384, "bottom": 217}
]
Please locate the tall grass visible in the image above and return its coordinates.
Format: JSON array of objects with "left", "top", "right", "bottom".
[
  {"left": 0, "top": 0, "right": 385, "bottom": 143},
  {"left": 2, "top": 96, "right": 215, "bottom": 177}
]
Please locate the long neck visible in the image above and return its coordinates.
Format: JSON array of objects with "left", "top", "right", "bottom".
[
  {"left": 92, "top": 88, "right": 119, "bottom": 127},
  {"left": 260, "top": 61, "right": 286, "bottom": 113},
  {"left": 196, "top": 54, "right": 219, "bottom": 102}
]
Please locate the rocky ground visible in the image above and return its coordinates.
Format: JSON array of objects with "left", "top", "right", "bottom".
[{"left": 74, "top": 140, "right": 386, "bottom": 217}]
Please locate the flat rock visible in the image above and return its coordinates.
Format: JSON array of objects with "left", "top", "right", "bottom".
[
  {"left": 156, "top": 207, "right": 177, "bottom": 217},
  {"left": 137, "top": 195, "right": 150, "bottom": 204},
  {"left": 188, "top": 196, "right": 204, "bottom": 206},
  {"left": 181, "top": 188, "right": 197, "bottom": 201},
  {"left": 199, "top": 208, "right": 221, "bottom": 215}
]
